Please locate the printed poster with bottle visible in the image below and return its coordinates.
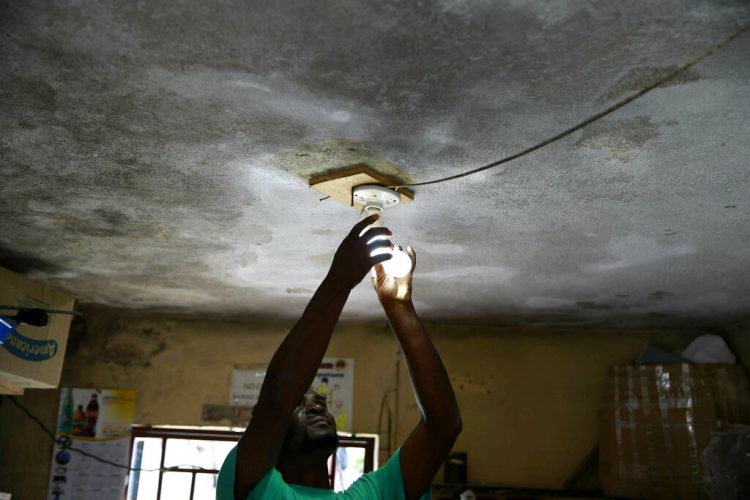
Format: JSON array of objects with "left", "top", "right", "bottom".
[
  {"left": 48, "top": 388, "right": 136, "bottom": 500},
  {"left": 311, "top": 358, "right": 354, "bottom": 432},
  {"left": 230, "top": 357, "right": 354, "bottom": 431}
]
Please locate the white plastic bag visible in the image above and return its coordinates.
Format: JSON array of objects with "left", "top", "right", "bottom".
[{"left": 681, "top": 335, "right": 735, "bottom": 364}]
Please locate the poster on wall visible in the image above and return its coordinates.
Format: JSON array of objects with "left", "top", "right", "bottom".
[
  {"left": 228, "top": 363, "right": 266, "bottom": 408},
  {"left": 230, "top": 358, "right": 354, "bottom": 431},
  {"left": 47, "top": 388, "right": 136, "bottom": 500}
]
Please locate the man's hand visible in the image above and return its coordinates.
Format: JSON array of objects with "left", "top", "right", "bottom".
[
  {"left": 328, "top": 214, "right": 393, "bottom": 290},
  {"left": 372, "top": 246, "right": 415, "bottom": 304}
]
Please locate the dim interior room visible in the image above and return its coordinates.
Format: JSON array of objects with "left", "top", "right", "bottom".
[
  {"left": 5, "top": 310, "right": 750, "bottom": 499},
  {"left": 2, "top": 1, "right": 750, "bottom": 499}
]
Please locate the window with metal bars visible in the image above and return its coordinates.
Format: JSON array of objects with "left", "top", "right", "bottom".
[
  {"left": 126, "top": 426, "right": 377, "bottom": 499},
  {"left": 127, "top": 426, "right": 239, "bottom": 500}
]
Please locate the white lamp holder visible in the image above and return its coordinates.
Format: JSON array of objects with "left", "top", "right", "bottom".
[{"left": 352, "top": 185, "right": 400, "bottom": 217}]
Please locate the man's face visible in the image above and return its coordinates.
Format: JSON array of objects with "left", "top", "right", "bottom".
[{"left": 283, "top": 392, "right": 338, "bottom": 456}]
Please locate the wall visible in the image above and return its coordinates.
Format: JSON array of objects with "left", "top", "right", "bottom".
[
  {"left": 725, "top": 319, "right": 750, "bottom": 376},
  {"left": 397, "top": 324, "right": 703, "bottom": 488},
  {"left": 0, "top": 308, "right": 710, "bottom": 498}
]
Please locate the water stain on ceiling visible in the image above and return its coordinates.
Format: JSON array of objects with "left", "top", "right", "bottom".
[{"left": 1, "top": 1, "right": 749, "bottom": 328}]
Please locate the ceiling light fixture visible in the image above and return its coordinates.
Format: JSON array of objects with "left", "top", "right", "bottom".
[{"left": 308, "top": 165, "right": 416, "bottom": 279}]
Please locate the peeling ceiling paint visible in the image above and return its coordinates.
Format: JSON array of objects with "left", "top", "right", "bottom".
[{"left": 1, "top": 0, "right": 749, "bottom": 327}]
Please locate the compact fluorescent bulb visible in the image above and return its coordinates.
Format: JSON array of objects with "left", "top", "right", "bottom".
[
  {"left": 353, "top": 185, "right": 412, "bottom": 279},
  {"left": 381, "top": 248, "right": 412, "bottom": 278}
]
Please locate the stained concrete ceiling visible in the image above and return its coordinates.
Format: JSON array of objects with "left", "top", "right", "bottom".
[{"left": 1, "top": 1, "right": 749, "bottom": 327}]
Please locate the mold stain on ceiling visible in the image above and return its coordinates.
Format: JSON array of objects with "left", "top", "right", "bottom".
[{"left": 0, "top": 1, "right": 749, "bottom": 327}]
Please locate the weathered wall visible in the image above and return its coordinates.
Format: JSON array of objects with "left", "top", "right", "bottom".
[
  {"left": 725, "top": 319, "right": 750, "bottom": 377},
  {"left": 1, "top": 309, "right": 711, "bottom": 498},
  {"left": 0, "top": 388, "right": 59, "bottom": 500},
  {"left": 395, "top": 324, "right": 705, "bottom": 488}
]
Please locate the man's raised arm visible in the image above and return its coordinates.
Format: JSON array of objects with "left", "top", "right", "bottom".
[
  {"left": 233, "top": 215, "right": 392, "bottom": 500},
  {"left": 373, "top": 247, "right": 462, "bottom": 500}
]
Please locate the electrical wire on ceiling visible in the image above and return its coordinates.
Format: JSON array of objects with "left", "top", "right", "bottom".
[{"left": 380, "top": 22, "right": 750, "bottom": 190}]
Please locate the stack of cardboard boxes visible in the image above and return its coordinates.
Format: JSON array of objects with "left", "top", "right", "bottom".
[{"left": 600, "top": 363, "right": 750, "bottom": 498}]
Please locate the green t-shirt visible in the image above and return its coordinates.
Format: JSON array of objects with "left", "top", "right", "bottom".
[{"left": 216, "top": 447, "right": 431, "bottom": 500}]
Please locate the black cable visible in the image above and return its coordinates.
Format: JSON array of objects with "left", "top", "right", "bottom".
[
  {"left": 7, "top": 394, "right": 58, "bottom": 440},
  {"left": 0, "top": 305, "right": 80, "bottom": 316},
  {"left": 376, "top": 391, "right": 392, "bottom": 455},
  {"left": 7, "top": 396, "right": 210, "bottom": 473},
  {"left": 386, "top": 22, "right": 750, "bottom": 189}
]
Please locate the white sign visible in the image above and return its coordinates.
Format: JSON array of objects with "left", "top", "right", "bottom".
[
  {"left": 230, "top": 358, "right": 355, "bottom": 431},
  {"left": 229, "top": 365, "right": 266, "bottom": 407}
]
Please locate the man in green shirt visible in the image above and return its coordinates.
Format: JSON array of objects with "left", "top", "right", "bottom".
[{"left": 217, "top": 214, "right": 462, "bottom": 499}]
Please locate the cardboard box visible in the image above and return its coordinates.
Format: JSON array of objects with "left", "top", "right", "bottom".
[
  {"left": 0, "top": 267, "right": 76, "bottom": 388},
  {"left": 599, "top": 364, "right": 750, "bottom": 499}
]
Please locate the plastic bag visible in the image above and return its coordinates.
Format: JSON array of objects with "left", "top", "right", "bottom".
[
  {"left": 682, "top": 335, "right": 736, "bottom": 364},
  {"left": 459, "top": 490, "right": 476, "bottom": 500},
  {"left": 702, "top": 425, "right": 750, "bottom": 499}
]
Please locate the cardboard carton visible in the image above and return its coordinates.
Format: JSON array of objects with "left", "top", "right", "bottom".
[
  {"left": 0, "top": 267, "right": 76, "bottom": 388},
  {"left": 599, "top": 364, "right": 750, "bottom": 499}
]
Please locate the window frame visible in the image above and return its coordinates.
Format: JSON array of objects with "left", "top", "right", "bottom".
[
  {"left": 128, "top": 426, "right": 242, "bottom": 500},
  {"left": 127, "top": 426, "right": 377, "bottom": 499}
]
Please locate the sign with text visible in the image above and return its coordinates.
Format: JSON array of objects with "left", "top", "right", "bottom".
[
  {"left": 230, "top": 358, "right": 354, "bottom": 431},
  {"left": 229, "top": 364, "right": 266, "bottom": 408}
]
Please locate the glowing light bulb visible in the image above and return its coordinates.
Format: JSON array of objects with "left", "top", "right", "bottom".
[
  {"left": 381, "top": 247, "right": 412, "bottom": 278},
  {"left": 353, "top": 186, "right": 411, "bottom": 278}
]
